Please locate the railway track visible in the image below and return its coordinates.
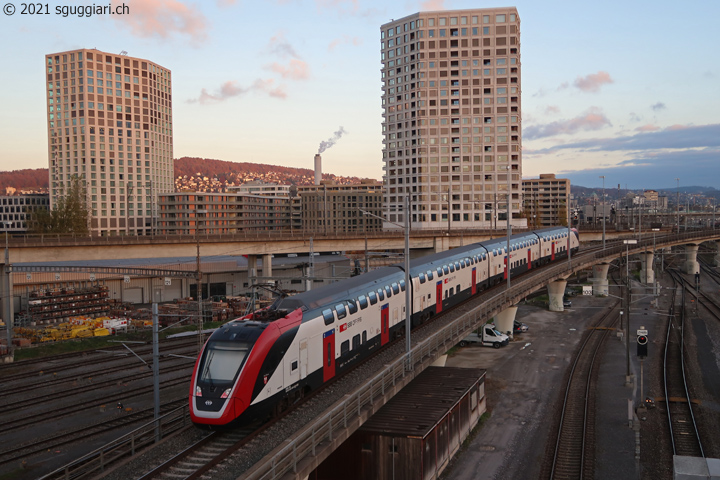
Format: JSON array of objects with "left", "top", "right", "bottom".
[
  {"left": 544, "top": 296, "right": 620, "bottom": 480},
  {"left": 0, "top": 397, "right": 187, "bottom": 469},
  {"left": 0, "top": 338, "right": 199, "bottom": 382},
  {"left": 664, "top": 271, "right": 704, "bottom": 458},
  {"left": 0, "top": 376, "right": 190, "bottom": 432},
  {"left": 137, "top": 424, "right": 260, "bottom": 480}
]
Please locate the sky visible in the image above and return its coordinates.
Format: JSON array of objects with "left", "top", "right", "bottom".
[{"left": 0, "top": 0, "right": 718, "bottom": 190}]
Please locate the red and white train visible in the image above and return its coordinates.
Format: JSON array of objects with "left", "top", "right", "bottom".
[{"left": 190, "top": 226, "right": 579, "bottom": 427}]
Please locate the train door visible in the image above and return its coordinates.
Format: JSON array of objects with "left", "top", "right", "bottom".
[
  {"left": 299, "top": 339, "right": 308, "bottom": 380},
  {"left": 471, "top": 268, "right": 477, "bottom": 295},
  {"left": 436, "top": 281, "right": 443, "bottom": 313},
  {"left": 504, "top": 256, "right": 508, "bottom": 280},
  {"left": 551, "top": 241, "right": 556, "bottom": 261},
  {"left": 322, "top": 329, "right": 335, "bottom": 382},
  {"left": 381, "top": 304, "right": 389, "bottom": 345},
  {"left": 527, "top": 249, "right": 532, "bottom": 270}
]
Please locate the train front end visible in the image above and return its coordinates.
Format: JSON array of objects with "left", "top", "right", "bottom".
[{"left": 189, "top": 310, "right": 300, "bottom": 427}]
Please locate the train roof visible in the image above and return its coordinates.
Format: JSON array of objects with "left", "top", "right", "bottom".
[
  {"left": 273, "top": 266, "right": 404, "bottom": 313},
  {"left": 406, "top": 243, "right": 488, "bottom": 275}
]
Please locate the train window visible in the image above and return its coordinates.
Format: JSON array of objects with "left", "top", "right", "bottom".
[
  {"left": 322, "top": 309, "right": 334, "bottom": 325},
  {"left": 386, "top": 286, "right": 392, "bottom": 297},
  {"left": 362, "top": 331, "right": 367, "bottom": 344},
  {"left": 392, "top": 282, "right": 399, "bottom": 294},
  {"left": 456, "top": 285, "right": 460, "bottom": 294},
  {"left": 348, "top": 299, "right": 358, "bottom": 315},
  {"left": 352, "top": 334, "right": 361, "bottom": 350},
  {"left": 449, "top": 264, "right": 455, "bottom": 273},
  {"left": 437, "top": 267, "right": 443, "bottom": 277},
  {"left": 399, "top": 280, "right": 406, "bottom": 291},
  {"left": 443, "top": 265, "right": 450, "bottom": 274},
  {"left": 455, "top": 261, "right": 461, "bottom": 270},
  {"left": 377, "top": 289, "right": 385, "bottom": 301},
  {"left": 327, "top": 343, "right": 332, "bottom": 366},
  {"left": 341, "top": 340, "right": 350, "bottom": 356},
  {"left": 368, "top": 292, "right": 377, "bottom": 305},
  {"left": 292, "top": 361, "right": 298, "bottom": 371},
  {"left": 493, "top": 250, "right": 497, "bottom": 256},
  {"left": 427, "top": 270, "right": 434, "bottom": 280},
  {"left": 419, "top": 273, "right": 426, "bottom": 284},
  {"left": 358, "top": 295, "right": 368, "bottom": 309},
  {"left": 335, "top": 304, "right": 347, "bottom": 320}
]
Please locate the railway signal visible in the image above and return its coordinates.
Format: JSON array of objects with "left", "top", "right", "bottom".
[{"left": 637, "top": 328, "right": 648, "bottom": 358}]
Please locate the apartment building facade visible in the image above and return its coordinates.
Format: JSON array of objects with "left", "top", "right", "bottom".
[
  {"left": 299, "top": 181, "right": 384, "bottom": 233},
  {"left": 381, "top": 8, "right": 522, "bottom": 230},
  {"left": 45, "top": 49, "right": 173, "bottom": 236},
  {"left": 522, "top": 174, "right": 570, "bottom": 228}
]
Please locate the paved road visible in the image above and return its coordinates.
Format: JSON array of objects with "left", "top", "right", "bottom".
[{"left": 442, "top": 294, "right": 614, "bottom": 480}]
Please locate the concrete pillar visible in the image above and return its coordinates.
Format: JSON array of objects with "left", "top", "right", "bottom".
[
  {"left": 714, "top": 242, "right": 720, "bottom": 267},
  {"left": 247, "top": 255, "right": 257, "bottom": 280},
  {"left": 262, "top": 254, "right": 272, "bottom": 278},
  {"left": 592, "top": 263, "right": 610, "bottom": 296},
  {"left": 548, "top": 279, "right": 567, "bottom": 312},
  {"left": 683, "top": 244, "right": 700, "bottom": 275},
  {"left": 261, "top": 254, "right": 273, "bottom": 299},
  {"left": 494, "top": 306, "right": 518, "bottom": 339},
  {"left": 434, "top": 235, "right": 450, "bottom": 253},
  {"left": 639, "top": 252, "right": 654, "bottom": 284}
]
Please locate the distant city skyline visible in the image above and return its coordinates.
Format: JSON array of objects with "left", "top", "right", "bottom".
[{"left": 1, "top": 0, "right": 718, "bottom": 189}]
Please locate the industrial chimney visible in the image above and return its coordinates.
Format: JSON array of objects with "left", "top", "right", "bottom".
[{"left": 314, "top": 154, "right": 322, "bottom": 185}]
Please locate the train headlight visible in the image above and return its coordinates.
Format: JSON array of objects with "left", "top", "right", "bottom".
[
  {"left": 195, "top": 386, "right": 202, "bottom": 397},
  {"left": 221, "top": 388, "right": 232, "bottom": 399}
]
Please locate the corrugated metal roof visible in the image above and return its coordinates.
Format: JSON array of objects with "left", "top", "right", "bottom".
[{"left": 359, "top": 367, "right": 485, "bottom": 438}]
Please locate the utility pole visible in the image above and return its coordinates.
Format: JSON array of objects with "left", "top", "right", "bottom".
[
  {"left": 676, "top": 178, "right": 680, "bottom": 234},
  {"left": 152, "top": 303, "right": 160, "bottom": 441},
  {"left": 600, "top": 175, "right": 606, "bottom": 250}
]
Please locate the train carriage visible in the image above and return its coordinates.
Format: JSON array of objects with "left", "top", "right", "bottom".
[{"left": 189, "top": 225, "right": 581, "bottom": 427}]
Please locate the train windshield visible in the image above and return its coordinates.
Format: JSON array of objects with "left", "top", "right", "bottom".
[{"left": 199, "top": 341, "right": 252, "bottom": 384}]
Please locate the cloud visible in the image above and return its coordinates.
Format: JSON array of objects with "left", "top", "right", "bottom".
[
  {"left": 188, "top": 79, "right": 286, "bottom": 104},
  {"left": 267, "top": 32, "right": 299, "bottom": 58},
  {"left": 265, "top": 59, "right": 310, "bottom": 80},
  {"left": 530, "top": 124, "right": 720, "bottom": 154},
  {"left": 629, "top": 112, "right": 642, "bottom": 123},
  {"left": 573, "top": 71, "right": 613, "bottom": 92},
  {"left": 635, "top": 125, "right": 660, "bottom": 132},
  {"left": 112, "top": 0, "right": 207, "bottom": 42},
  {"left": 651, "top": 102, "right": 666, "bottom": 111},
  {"left": 545, "top": 105, "right": 560, "bottom": 115},
  {"left": 524, "top": 108, "right": 612, "bottom": 140},
  {"left": 420, "top": 0, "right": 445, "bottom": 10},
  {"left": 558, "top": 147, "right": 720, "bottom": 189},
  {"left": 328, "top": 36, "right": 363, "bottom": 51}
]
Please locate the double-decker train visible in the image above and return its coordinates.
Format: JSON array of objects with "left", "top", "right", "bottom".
[{"left": 190, "top": 226, "right": 579, "bottom": 427}]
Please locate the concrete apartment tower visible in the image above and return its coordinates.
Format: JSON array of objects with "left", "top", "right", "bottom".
[
  {"left": 45, "top": 49, "right": 174, "bottom": 236},
  {"left": 381, "top": 8, "right": 522, "bottom": 230}
]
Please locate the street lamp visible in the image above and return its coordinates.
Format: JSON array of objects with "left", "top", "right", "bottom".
[
  {"left": 600, "top": 176, "right": 606, "bottom": 250},
  {"left": 623, "top": 239, "right": 637, "bottom": 282},
  {"left": 361, "top": 194, "right": 412, "bottom": 370}
]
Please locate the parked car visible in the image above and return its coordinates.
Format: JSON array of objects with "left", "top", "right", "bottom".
[
  {"left": 513, "top": 320, "right": 529, "bottom": 333},
  {"left": 458, "top": 324, "right": 510, "bottom": 349},
  {"left": 563, "top": 297, "right": 572, "bottom": 308}
]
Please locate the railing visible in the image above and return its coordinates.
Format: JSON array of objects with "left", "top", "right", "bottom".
[{"left": 39, "top": 405, "right": 190, "bottom": 480}]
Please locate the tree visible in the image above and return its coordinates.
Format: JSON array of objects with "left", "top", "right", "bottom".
[{"left": 29, "top": 176, "right": 90, "bottom": 235}]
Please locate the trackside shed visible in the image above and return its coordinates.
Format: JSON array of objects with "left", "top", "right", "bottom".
[{"left": 313, "top": 366, "right": 486, "bottom": 480}]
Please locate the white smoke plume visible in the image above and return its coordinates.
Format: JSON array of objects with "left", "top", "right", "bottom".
[{"left": 318, "top": 126, "right": 347, "bottom": 154}]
